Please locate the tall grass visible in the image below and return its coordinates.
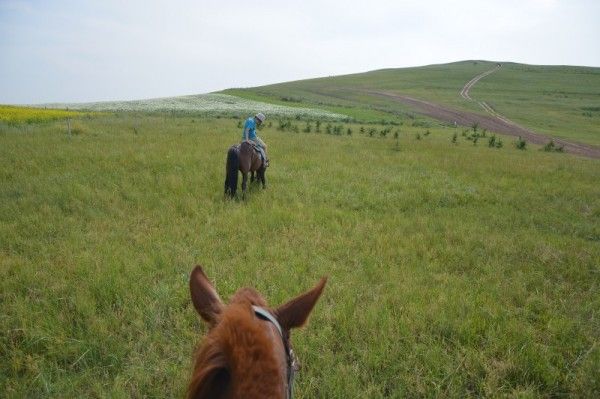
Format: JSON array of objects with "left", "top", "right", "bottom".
[{"left": 1, "top": 115, "right": 599, "bottom": 397}]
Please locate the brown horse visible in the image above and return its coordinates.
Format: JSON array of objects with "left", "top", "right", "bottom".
[
  {"left": 187, "top": 266, "right": 326, "bottom": 399},
  {"left": 224, "top": 141, "right": 267, "bottom": 198}
]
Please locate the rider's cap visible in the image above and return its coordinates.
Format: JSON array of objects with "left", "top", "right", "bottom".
[{"left": 255, "top": 113, "right": 266, "bottom": 123}]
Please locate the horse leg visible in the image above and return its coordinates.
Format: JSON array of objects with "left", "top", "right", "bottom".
[
  {"left": 250, "top": 170, "right": 255, "bottom": 183},
  {"left": 242, "top": 172, "right": 248, "bottom": 199},
  {"left": 260, "top": 168, "right": 266, "bottom": 189},
  {"left": 225, "top": 145, "right": 239, "bottom": 197}
]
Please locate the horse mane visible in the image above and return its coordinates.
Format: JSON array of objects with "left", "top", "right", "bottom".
[{"left": 188, "top": 300, "right": 285, "bottom": 399}]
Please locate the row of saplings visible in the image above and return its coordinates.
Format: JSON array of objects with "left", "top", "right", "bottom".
[
  {"left": 453, "top": 123, "right": 564, "bottom": 152},
  {"left": 237, "top": 119, "right": 565, "bottom": 152},
  {"left": 236, "top": 119, "right": 407, "bottom": 138}
]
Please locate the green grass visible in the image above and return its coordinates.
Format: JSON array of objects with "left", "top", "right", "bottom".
[
  {"left": 223, "top": 60, "right": 600, "bottom": 146},
  {"left": 1, "top": 114, "right": 599, "bottom": 397}
]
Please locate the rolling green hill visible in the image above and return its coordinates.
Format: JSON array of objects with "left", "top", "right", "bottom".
[{"left": 223, "top": 61, "right": 600, "bottom": 146}]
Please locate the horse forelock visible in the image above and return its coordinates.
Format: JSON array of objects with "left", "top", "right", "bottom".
[
  {"left": 189, "top": 296, "right": 285, "bottom": 399},
  {"left": 230, "top": 287, "right": 268, "bottom": 307}
]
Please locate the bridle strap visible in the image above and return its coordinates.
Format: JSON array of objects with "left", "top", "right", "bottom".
[
  {"left": 252, "top": 306, "right": 296, "bottom": 399},
  {"left": 253, "top": 306, "right": 283, "bottom": 337}
]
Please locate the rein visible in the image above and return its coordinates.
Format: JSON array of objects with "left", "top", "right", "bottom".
[{"left": 252, "top": 306, "right": 298, "bottom": 399}]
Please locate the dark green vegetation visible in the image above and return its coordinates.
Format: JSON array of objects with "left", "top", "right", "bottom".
[
  {"left": 223, "top": 60, "right": 600, "bottom": 146},
  {"left": 1, "top": 114, "right": 599, "bottom": 397}
]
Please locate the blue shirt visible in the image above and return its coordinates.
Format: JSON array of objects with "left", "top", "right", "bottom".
[{"left": 241, "top": 117, "right": 257, "bottom": 140}]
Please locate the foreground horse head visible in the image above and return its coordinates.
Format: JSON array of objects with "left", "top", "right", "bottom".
[{"left": 188, "top": 266, "right": 327, "bottom": 399}]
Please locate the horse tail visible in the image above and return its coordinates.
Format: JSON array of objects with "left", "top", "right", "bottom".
[{"left": 224, "top": 146, "right": 239, "bottom": 197}]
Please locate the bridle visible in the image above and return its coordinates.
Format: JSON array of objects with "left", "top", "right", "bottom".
[{"left": 252, "top": 306, "right": 299, "bottom": 399}]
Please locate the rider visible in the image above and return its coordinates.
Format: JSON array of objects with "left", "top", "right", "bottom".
[{"left": 242, "top": 113, "right": 268, "bottom": 166}]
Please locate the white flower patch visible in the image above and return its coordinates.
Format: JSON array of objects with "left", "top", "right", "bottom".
[{"left": 35, "top": 94, "right": 346, "bottom": 120}]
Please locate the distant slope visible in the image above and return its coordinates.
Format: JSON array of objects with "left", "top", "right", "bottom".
[{"left": 222, "top": 61, "right": 600, "bottom": 146}]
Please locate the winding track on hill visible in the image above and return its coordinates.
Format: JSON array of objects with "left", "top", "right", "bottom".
[
  {"left": 368, "top": 65, "right": 600, "bottom": 159},
  {"left": 460, "top": 64, "right": 502, "bottom": 101}
]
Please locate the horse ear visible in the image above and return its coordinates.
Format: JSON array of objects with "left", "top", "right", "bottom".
[
  {"left": 275, "top": 277, "right": 327, "bottom": 330},
  {"left": 190, "top": 266, "right": 223, "bottom": 326}
]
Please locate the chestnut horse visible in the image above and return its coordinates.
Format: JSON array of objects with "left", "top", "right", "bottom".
[
  {"left": 187, "top": 266, "right": 326, "bottom": 399},
  {"left": 224, "top": 141, "right": 267, "bottom": 198}
]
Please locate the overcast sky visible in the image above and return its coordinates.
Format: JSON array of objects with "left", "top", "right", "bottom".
[{"left": 1, "top": 0, "right": 599, "bottom": 104}]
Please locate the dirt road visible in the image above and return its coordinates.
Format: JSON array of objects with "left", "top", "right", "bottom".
[{"left": 460, "top": 64, "right": 502, "bottom": 100}]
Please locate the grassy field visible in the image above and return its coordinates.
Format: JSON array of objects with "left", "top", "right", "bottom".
[
  {"left": 223, "top": 61, "right": 600, "bottom": 146},
  {"left": 1, "top": 113, "right": 599, "bottom": 397}
]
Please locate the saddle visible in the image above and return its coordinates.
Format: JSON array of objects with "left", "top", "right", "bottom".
[{"left": 243, "top": 140, "right": 269, "bottom": 168}]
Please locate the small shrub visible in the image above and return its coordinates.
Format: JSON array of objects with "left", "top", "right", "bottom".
[
  {"left": 416, "top": 133, "right": 421, "bottom": 140},
  {"left": 496, "top": 139, "right": 503, "bottom": 148},
  {"left": 346, "top": 128, "right": 352, "bottom": 136},
  {"left": 482, "top": 129, "right": 487, "bottom": 137},
  {"left": 237, "top": 121, "right": 242, "bottom": 128},
  {"left": 451, "top": 132, "right": 458, "bottom": 144},
  {"left": 277, "top": 120, "right": 292, "bottom": 131},
  {"left": 70, "top": 122, "right": 86, "bottom": 135},
  {"left": 368, "top": 128, "right": 376, "bottom": 137},
  {"left": 488, "top": 134, "right": 496, "bottom": 147},
  {"left": 303, "top": 123, "right": 311, "bottom": 133},
  {"left": 515, "top": 136, "right": 527, "bottom": 150},
  {"left": 543, "top": 140, "right": 565, "bottom": 153},
  {"left": 472, "top": 122, "right": 479, "bottom": 133},
  {"left": 315, "top": 120, "right": 321, "bottom": 133},
  {"left": 360, "top": 126, "right": 365, "bottom": 134},
  {"left": 424, "top": 130, "right": 430, "bottom": 136}
]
